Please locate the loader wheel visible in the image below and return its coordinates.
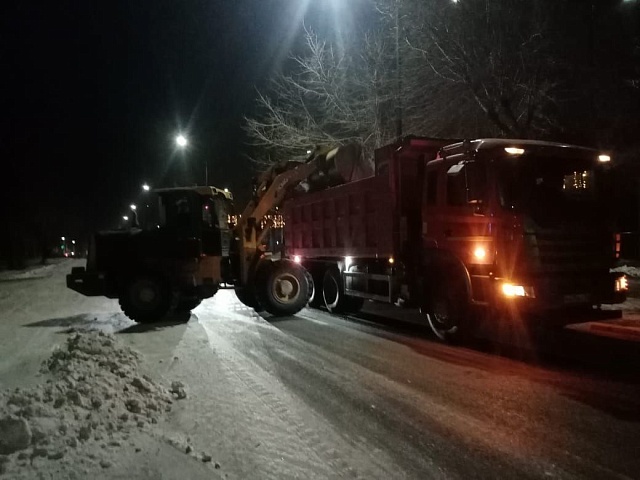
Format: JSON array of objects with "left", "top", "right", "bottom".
[
  {"left": 234, "top": 286, "right": 263, "bottom": 311},
  {"left": 322, "top": 267, "right": 364, "bottom": 314},
  {"left": 256, "top": 260, "right": 310, "bottom": 316},
  {"left": 119, "top": 275, "right": 172, "bottom": 323},
  {"left": 177, "top": 298, "right": 202, "bottom": 312}
]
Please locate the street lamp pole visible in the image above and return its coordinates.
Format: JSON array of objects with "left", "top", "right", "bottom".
[{"left": 395, "top": 0, "right": 402, "bottom": 139}]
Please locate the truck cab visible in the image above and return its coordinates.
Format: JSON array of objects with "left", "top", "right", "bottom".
[{"left": 423, "top": 139, "right": 626, "bottom": 327}]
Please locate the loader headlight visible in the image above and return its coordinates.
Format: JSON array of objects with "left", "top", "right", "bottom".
[{"left": 615, "top": 275, "right": 628, "bottom": 292}]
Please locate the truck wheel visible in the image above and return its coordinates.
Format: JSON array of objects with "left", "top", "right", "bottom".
[
  {"left": 234, "top": 286, "right": 263, "bottom": 311},
  {"left": 257, "top": 260, "right": 310, "bottom": 316},
  {"left": 422, "top": 278, "right": 469, "bottom": 342},
  {"left": 322, "top": 267, "right": 364, "bottom": 314},
  {"left": 306, "top": 270, "right": 324, "bottom": 308},
  {"left": 119, "top": 275, "right": 172, "bottom": 323}
]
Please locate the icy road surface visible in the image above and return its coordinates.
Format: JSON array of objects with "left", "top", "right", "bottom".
[{"left": 1, "top": 260, "right": 640, "bottom": 479}]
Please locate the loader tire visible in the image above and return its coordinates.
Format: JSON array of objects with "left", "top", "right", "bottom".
[
  {"left": 234, "top": 286, "right": 263, "bottom": 311},
  {"left": 256, "top": 260, "right": 310, "bottom": 316},
  {"left": 119, "top": 275, "right": 173, "bottom": 323}
]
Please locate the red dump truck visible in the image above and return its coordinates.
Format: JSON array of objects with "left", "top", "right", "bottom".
[{"left": 283, "top": 136, "right": 628, "bottom": 341}]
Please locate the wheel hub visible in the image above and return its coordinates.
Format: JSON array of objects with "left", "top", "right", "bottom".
[
  {"left": 139, "top": 287, "right": 156, "bottom": 304},
  {"left": 273, "top": 273, "right": 300, "bottom": 303}
]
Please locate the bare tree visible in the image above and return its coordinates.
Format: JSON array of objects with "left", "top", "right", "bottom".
[
  {"left": 244, "top": 27, "right": 397, "bottom": 165},
  {"left": 402, "top": 0, "right": 567, "bottom": 138}
]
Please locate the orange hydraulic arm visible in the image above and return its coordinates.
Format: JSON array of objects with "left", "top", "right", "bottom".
[{"left": 236, "top": 145, "right": 355, "bottom": 285}]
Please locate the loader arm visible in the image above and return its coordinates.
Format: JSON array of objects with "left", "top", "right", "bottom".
[{"left": 235, "top": 145, "right": 346, "bottom": 285}]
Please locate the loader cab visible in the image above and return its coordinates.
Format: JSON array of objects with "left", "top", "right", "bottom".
[{"left": 144, "top": 187, "right": 235, "bottom": 258}]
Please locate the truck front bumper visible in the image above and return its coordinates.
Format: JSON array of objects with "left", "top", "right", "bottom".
[{"left": 66, "top": 267, "right": 108, "bottom": 297}]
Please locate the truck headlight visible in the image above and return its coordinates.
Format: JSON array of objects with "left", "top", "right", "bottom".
[
  {"left": 502, "top": 283, "right": 525, "bottom": 297},
  {"left": 501, "top": 283, "right": 535, "bottom": 298}
]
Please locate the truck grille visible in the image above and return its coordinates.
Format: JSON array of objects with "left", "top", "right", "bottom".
[{"left": 526, "top": 230, "right": 610, "bottom": 273}]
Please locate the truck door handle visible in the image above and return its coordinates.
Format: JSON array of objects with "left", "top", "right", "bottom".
[{"left": 444, "top": 229, "right": 452, "bottom": 237}]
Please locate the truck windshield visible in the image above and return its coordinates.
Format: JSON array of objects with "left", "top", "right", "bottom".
[{"left": 497, "top": 156, "right": 599, "bottom": 226}]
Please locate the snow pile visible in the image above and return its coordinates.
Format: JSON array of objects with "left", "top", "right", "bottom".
[
  {"left": 611, "top": 265, "right": 640, "bottom": 278},
  {"left": 0, "top": 331, "right": 181, "bottom": 478}
]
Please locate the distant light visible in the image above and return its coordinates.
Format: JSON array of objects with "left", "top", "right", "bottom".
[
  {"left": 293, "top": 255, "right": 301, "bottom": 264},
  {"left": 71, "top": 240, "right": 76, "bottom": 245},
  {"left": 130, "top": 204, "right": 137, "bottom": 210},
  {"left": 388, "top": 257, "right": 395, "bottom": 264},
  {"left": 71, "top": 252, "right": 75, "bottom": 256},
  {"left": 224, "top": 188, "right": 229, "bottom": 193},
  {"left": 176, "top": 134, "right": 188, "bottom": 148},
  {"left": 142, "top": 183, "right": 150, "bottom": 192},
  {"left": 598, "top": 154, "right": 611, "bottom": 163},
  {"left": 61, "top": 236, "right": 65, "bottom": 241},
  {"left": 306, "top": 149, "right": 312, "bottom": 155},
  {"left": 123, "top": 215, "right": 129, "bottom": 221},
  {"left": 505, "top": 147, "right": 525, "bottom": 155}
]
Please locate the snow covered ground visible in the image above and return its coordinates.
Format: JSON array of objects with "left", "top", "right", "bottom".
[
  {"left": 0, "top": 264, "right": 57, "bottom": 282},
  {"left": 2, "top": 260, "right": 640, "bottom": 479}
]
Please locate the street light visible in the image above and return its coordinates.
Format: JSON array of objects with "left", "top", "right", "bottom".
[
  {"left": 123, "top": 215, "right": 129, "bottom": 221},
  {"left": 142, "top": 183, "right": 150, "bottom": 192},
  {"left": 175, "top": 134, "right": 188, "bottom": 148},
  {"left": 130, "top": 204, "right": 137, "bottom": 211},
  {"left": 71, "top": 240, "right": 76, "bottom": 245},
  {"left": 61, "top": 236, "right": 65, "bottom": 241}
]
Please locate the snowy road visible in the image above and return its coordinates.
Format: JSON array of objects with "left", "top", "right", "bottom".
[{"left": 2, "top": 260, "right": 640, "bottom": 479}]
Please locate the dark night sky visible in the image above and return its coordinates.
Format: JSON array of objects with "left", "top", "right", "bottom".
[{"left": 1, "top": 0, "right": 365, "bottom": 237}]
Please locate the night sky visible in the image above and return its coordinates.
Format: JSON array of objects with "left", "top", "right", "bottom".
[{"left": 1, "top": 0, "right": 364, "bottom": 238}]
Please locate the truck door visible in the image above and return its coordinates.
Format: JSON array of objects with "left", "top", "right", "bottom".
[{"left": 425, "top": 159, "right": 493, "bottom": 266}]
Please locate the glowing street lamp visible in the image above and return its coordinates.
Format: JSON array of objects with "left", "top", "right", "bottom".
[
  {"left": 61, "top": 236, "right": 65, "bottom": 241},
  {"left": 123, "top": 215, "right": 129, "bottom": 221},
  {"left": 142, "top": 183, "right": 150, "bottom": 192},
  {"left": 175, "top": 134, "right": 188, "bottom": 148},
  {"left": 130, "top": 204, "right": 137, "bottom": 211}
]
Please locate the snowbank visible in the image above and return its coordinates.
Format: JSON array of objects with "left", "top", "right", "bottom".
[
  {"left": 611, "top": 265, "right": 640, "bottom": 278},
  {"left": 0, "top": 331, "right": 191, "bottom": 478}
]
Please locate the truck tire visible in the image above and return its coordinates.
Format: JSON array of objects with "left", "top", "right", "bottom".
[
  {"left": 422, "top": 276, "right": 469, "bottom": 343},
  {"left": 322, "top": 267, "right": 364, "bottom": 314},
  {"left": 306, "top": 270, "right": 324, "bottom": 308},
  {"left": 119, "top": 275, "right": 173, "bottom": 323},
  {"left": 256, "top": 260, "right": 310, "bottom": 316}
]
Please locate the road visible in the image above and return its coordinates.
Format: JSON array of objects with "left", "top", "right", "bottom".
[{"left": 1, "top": 260, "right": 640, "bottom": 479}]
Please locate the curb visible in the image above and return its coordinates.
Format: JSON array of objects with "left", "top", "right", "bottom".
[{"left": 589, "top": 322, "right": 640, "bottom": 341}]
